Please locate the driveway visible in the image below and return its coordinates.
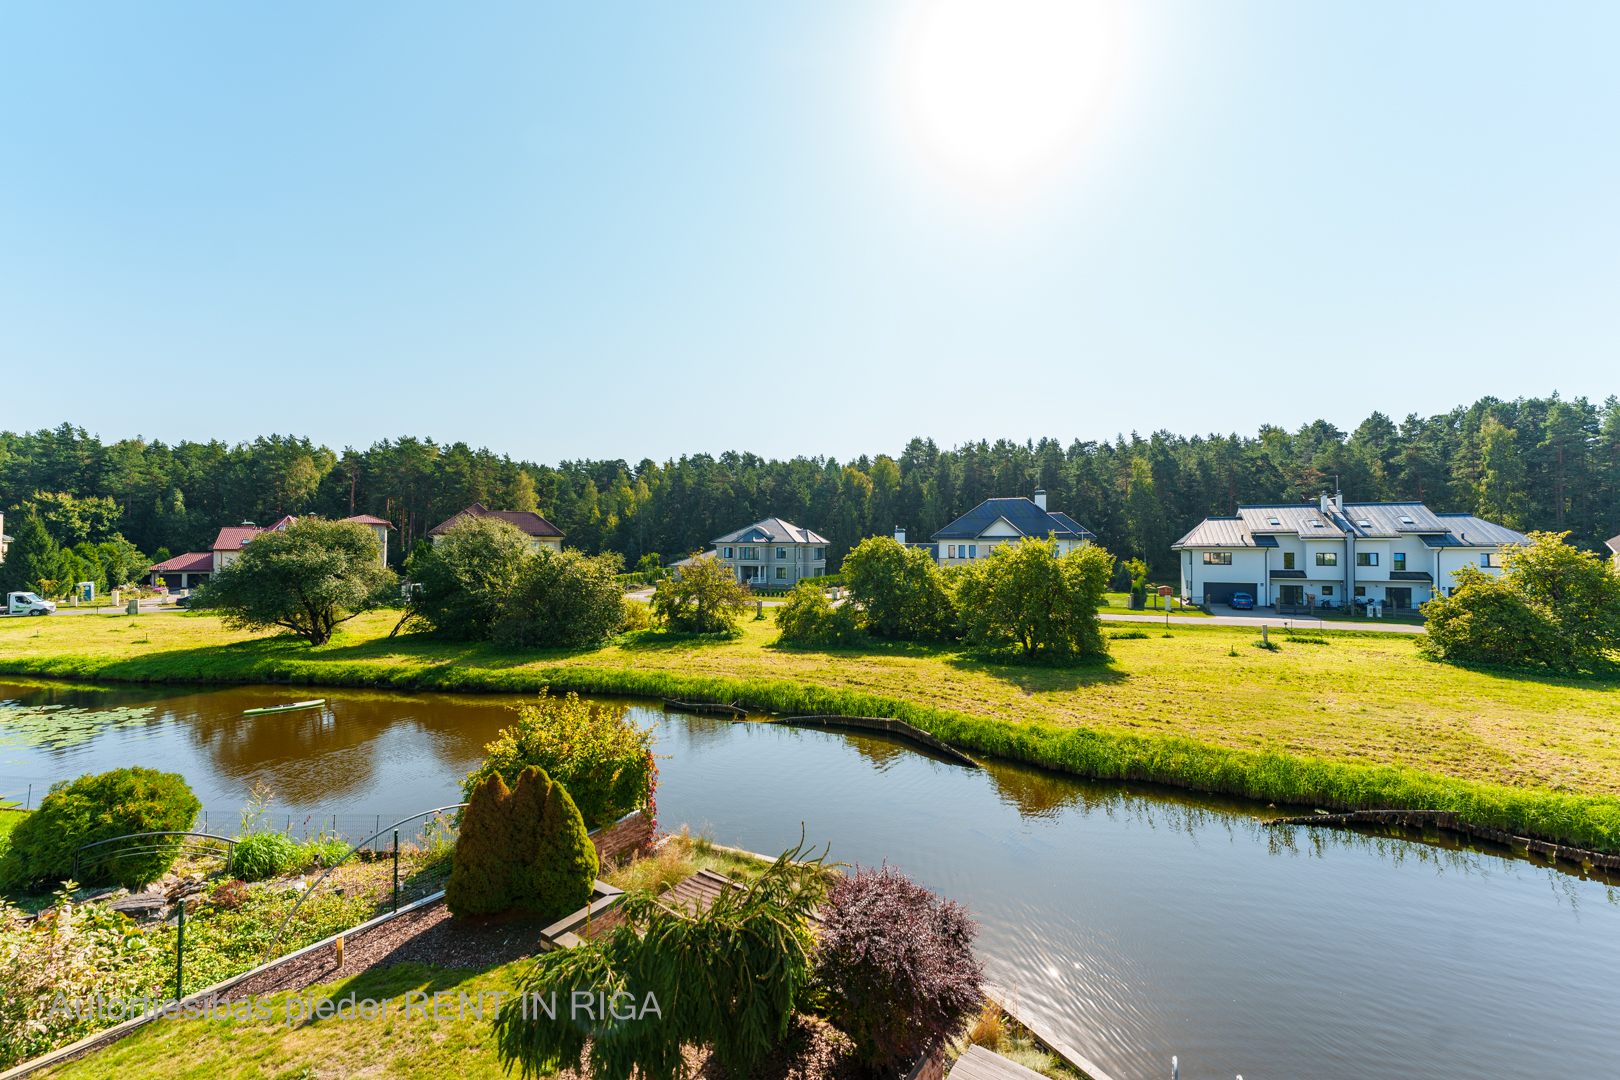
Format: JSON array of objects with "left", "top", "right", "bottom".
[{"left": 1099, "top": 609, "right": 1425, "bottom": 635}]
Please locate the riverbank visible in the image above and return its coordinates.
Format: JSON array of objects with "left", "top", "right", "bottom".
[{"left": 3, "top": 612, "right": 1618, "bottom": 852}]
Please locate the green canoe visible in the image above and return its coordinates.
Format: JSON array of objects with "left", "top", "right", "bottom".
[{"left": 242, "top": 699, "right": 326, "bottom": 716}]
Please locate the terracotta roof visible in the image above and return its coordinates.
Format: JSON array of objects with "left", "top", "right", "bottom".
[
  {"left": 150, "top": 551, "right": 214, "bottom": 573},
  {"left": 427, "top": 503, "right": 564, "bottom": 539},
  {"left": 212, "top": 526, "right": 262, "bottom": 551},
  {"left": 343, "top": 515, "right": 392, "bottom": 526}
]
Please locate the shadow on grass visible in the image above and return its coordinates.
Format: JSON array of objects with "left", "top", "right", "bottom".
[
  {"left": 614, "top": 629, "right": 745, "bottom": 651},
  {"left": 943, "top": 652, "right": 1127, "bottom": 692}
]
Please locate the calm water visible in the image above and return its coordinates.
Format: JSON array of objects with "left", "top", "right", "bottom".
[{"left": 2, "top": 678, "right": 1616, "bottom": 1079}]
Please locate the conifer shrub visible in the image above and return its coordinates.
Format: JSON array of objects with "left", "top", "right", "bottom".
[
  {"left": 0, "top": 767, "right": 200, "bottom": 890},
  {"left": 446, "top": 772, "right": 518, "bottom": 917},
  {"left": 813, "top": 865, "right": 984, "bottom": 1071},
  {"left": 446, "top": 766, "right": 598, "bottom": 921}
]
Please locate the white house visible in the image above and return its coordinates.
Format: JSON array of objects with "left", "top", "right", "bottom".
[
  {"left": 1607, "top": 533, "right": 1620, "bottom": 573},
  {"left": 913, "top": 490, "right": 1096, "bottom": 566},
  {"left": 428, "top": 504, "right": 564, "bottom": 554},
  {"left": 1172, "top": 494, "right": 1531, "bottom": 611},
  {"left": 712, "top": 519, "right": 828, "bottom": 586}
]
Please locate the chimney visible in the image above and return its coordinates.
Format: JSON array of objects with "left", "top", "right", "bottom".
[
  {"left": 894, "top": 526, "right": 906, "bottom": 544},
  {"left": 1034, "top": 489, "right": 1047, "bottom": 511},
  {"left": 1334, "top": 492, "right": 1343, "bottom": 512},
  {"left": 1319, "top": 493, "right": 1332, "bottom": 515}
]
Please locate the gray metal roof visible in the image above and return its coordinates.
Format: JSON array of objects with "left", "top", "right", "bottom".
[
  {"left": 711, "top": 518, "right": 829, "bottom": 546},
  {"left": 931, "top": 498, "right": 1096, "bottom": 542},
  {"left": 1172, "top": 518, "right": 1256, "bottom": 548},
  {"left": 1389, "top": 570, "right": 1434, "bottom": 582},
  {"left": 1434, "top": 514, "right": 1531, "bottom": 547},
  {"left": 1178, "top": 501, "right": 1528, "bottom": 550},
  {"left": 1269, "top": 569, "right": 1307, "bottom": 579},
  {"left": 1608, "top": 534, "right": 1620, "bottom": 555}
]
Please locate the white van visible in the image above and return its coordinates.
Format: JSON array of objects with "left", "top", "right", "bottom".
[{"left": 6, "top": 592, "right": 57, "bottom": 616}]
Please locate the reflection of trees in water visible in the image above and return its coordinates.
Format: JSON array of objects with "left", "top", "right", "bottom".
[
  {"left": 841, "top": 734, "right": 909, "bottom": 772},
  {"left": 182, "top": 690, "right": 529, "bottom": 807}
]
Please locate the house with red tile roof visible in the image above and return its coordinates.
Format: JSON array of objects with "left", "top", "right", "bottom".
[
  {"left": 427, "top": 503, "right": 564, "bottom": 553},
  {"left": 149, "top": 513, "right": 393, "bottom": 587}
]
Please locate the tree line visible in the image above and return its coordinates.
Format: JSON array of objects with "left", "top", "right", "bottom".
[{"left": 2, "top": 392, "right": 1616, "bottom": 579}]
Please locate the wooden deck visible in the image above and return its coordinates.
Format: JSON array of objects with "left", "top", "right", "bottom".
[{"left": 948, "top": 1045, "right": 1049, "bottom": 1080}]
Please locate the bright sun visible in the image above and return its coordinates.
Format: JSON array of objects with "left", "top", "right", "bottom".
[{"left": 901, "top": 0, "right": 1121, "bottom": 195}]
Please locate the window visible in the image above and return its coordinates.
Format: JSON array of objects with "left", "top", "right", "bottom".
[
  {"left": 1283, "top": 552, "right": 1295, "bottom": 570},
  {"left": 1316, "top": 552, "right": 1337, "bottom": 566},
  {"left": 1399, "top": 516, "right": 1415, "bottom": 525},
  {"left": 775, "top": 566, "right": 788, "bottom": 579},
  {"left": 968, "top": 544, "right": 976, "bottom": 558},
  {"left": 740, "top": 547, "right": 756, "bottom": 560},
  {"left": 813, "top": 547, "right": 824, "bottom": 561},
  {"left": 1268, "top": 517, "right": 1281, "bottom": 526},
  {"left": 1393, "top": 553, "right": 1406, "bottom": 571},
  {"left": 1310, "top": 520, "right": 1324, "bottom": 528},
  {"left": 1356, "top": 519, "right": 1372, "bottom": 527},
  {"left": 775, "top": 547, "right": 786, "bottom": 560},
  {"left": 948, "top": 545, "right": 956, "bottom": 559},
  {"left": 1356, "top": 552, "right": 1378, "bottom": 566},
  {"left": 1355, "top": 586, "right": 1366, "bottom": 597},
  {"left": 724, "top": 547, "right": 734, "bottom": 559},
  {"left": 1202, "top": 552, "right": 1232, "bottom": 565},
  {"left": 1481, "top": 553, "right": 1501, "bottom": 568},
  {"left": 813, "top": 567, "right": 823, "bottom": 577},
  {"left": 1322, "top": 585, "right": 1334, "bottom": 596}
]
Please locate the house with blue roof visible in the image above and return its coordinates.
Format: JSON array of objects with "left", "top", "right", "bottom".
[
  {"left": 1172, "top": 493, "right": 1530, "bottom": 611},
  {"left": 901, "top": 490, "right": 1097, "bottom": 567}
]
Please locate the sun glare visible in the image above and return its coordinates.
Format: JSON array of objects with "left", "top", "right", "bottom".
[{"left": 900, "top": 0, "right": 1121, "bottom": 196}]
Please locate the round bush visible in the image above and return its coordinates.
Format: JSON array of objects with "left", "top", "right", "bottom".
[
  {"left": 0, "top": 767, "right": 200, "bottom": 890},
  {"left": 813, "top": 865, "right": 984, "bottom": 1070},
  {"left": 231, "top": 830, "right": 301, "bottom": 881}
]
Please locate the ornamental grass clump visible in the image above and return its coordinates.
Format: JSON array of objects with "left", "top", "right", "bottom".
[
  {"left": 465, "top": 690, "right": 657, "bottom": 830},
  {"left": 493, "top": 837, "right": 829, "bottom": 1080},
  {"left": 0, "top": 767, "right": 200, "bottom": 890},
  {"left": 813, "top": 864, "right": 984, "bottom": 1072},
  {"left": 446, "top": 766, "right": 597, "bottom": 921}
]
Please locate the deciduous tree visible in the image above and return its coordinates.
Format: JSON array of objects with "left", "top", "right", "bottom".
[{"left": 953, "top": 537, "right": 1114, "bottom": 661}]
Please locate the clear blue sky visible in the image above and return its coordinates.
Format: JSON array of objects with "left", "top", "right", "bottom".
[{"left": 3, "top": 2, "right": 1615, "bottom": 463}]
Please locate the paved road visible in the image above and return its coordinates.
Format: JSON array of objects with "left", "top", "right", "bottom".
[
  {"left": 1098, "top": 611, "right": 1424, "bottom": 634},
  {"left": 1, "top": 599, "right": 183, "bottom": 619}
]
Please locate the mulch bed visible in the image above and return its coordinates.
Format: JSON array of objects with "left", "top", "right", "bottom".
[{"left": 229, "top": 897, "right": 554, "bottom": 998}]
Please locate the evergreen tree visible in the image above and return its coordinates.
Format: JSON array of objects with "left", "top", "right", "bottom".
[{"left": 0, "top": 515, "right": 63, "bottom": 596}]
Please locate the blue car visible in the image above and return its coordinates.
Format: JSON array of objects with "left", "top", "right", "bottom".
[{"left": 1228, "top": 592, "right": 1255, "bottom": 610}]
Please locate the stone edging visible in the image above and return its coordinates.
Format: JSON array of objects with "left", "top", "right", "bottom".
[
  {"left": 1262, "top": 809, "right": 1620, "bottom": 870},
  {"left": 0, "top": 888, "right": 448, "bottom": 1080},
  {"left": 770, "top": 715, "right": 981, "bottom": 769}
]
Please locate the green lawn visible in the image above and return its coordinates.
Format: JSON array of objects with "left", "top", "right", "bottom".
[
  {"left": 2, "top": 609, "right": 1618, "bottom": 849},
  {"left": 39, "top": 962, "right": 526, "bottom": 1080}
]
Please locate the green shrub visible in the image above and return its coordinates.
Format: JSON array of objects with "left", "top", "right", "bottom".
[
  {"left": 651, "top": 554, "right": 751, "bottom": 633},
  {"left": 494, "top": 548, "right": 627, "bottom": 648},
  {"left": 618, "top": 598, "right": 653, "bottom": 632},
  {"left": 299, "top": 835, "right": 351, "bottom": 869},
  {"left": 954, "top": 538, "right": 1114, "bottom": 661},
  {"left": 230, "top": 831, "right": 301, "bottom": 881},
  {"left": 446, "top": 765, "right": 597, "bottom": 921},
  {"left": 0, "top": 768, "right": 200, "bottom": 890},
  {"left": 465, "top": 691, "right": 656, "bottom": 829},
  {"left": 1108, "top": 630, "right": 1149, "bottom": 640},
  {"left": 842, "top": 536, "right": 956, "bottom": 641},
  {"left": 774, "top": 581, "right": 866, "bottom": 646},
  {"left": 494, "top": 837, "right": 828, "bottom": 1080},
  {"left": 409, "top": 516, "right": 534, "bottom": 641}
]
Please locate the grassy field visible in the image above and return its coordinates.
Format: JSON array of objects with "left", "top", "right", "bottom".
[{"left": 2, "top": 610, "right": 1618, "bottom": 849}]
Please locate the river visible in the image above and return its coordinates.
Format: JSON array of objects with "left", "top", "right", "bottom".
[{"left": 1, "top": 678, "right": 1614, "bottom": 1078}]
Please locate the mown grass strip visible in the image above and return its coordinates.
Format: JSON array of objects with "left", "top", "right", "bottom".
[{"left": 3, "top": 647, "right": 1617, "bottom": 856}]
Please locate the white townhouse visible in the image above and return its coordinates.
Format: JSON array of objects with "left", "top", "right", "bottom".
[
  {"left": 712, "top": 518, "right": 829, "bottom": 586},
  {"left": 902, "top": 490, "right": 1097, "bottom": 566},
  {"left": 1172, "top": 494, "right": 1530, "bottom": 611}
]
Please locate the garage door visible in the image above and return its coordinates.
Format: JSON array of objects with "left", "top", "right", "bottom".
[{"left": 1203, "top": 582, "right": 1258, "bottom": 606}]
